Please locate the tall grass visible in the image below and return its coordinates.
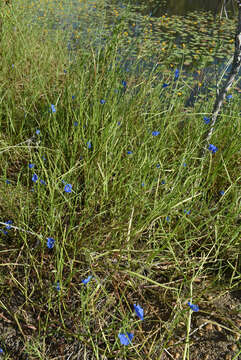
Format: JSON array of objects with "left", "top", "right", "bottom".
[{"left": 0, "top": 1, "right": 240, "bottom": 359}]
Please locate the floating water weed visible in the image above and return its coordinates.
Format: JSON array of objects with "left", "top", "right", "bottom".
[
  {"left": 134, "top": 304, "right": 144, "bottom": 320},
  {"left": 118, "top": 332, "right": 134, "bottom": 345}
]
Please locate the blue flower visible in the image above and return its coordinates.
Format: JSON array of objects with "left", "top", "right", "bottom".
[
  {"left": 64, "top": 70, "right": 67, "bottom": 74},
  {"left": 36, "top": 129, "right": 40, "bottom": 135},
  {"left": 0, "top": 347, "right": 3, "bottom": 354},
  {"left": 183, "top": 163, "right": 187, "bottom": 167},
  {"left": 162, "top": 83, "right": 169, "bottom": 88},
  {"left": 187, "top": 301, "right": 199, "bottom": 312},
  {"left": 184, "top": 210, "right": 190, "bottom": 215},
  {"left": 156, "top": 163, "right": 160, "bottom": 168},
  {"left": 72, "top": 95, "right": 75, "bottom": 99},
  {"left": 166, "top": 216, "right": 170, "bottom": 222},
  {"left": 203, "top": 116, "right": 210, "bottom": 124},
  {"left": 122, "top": 80, "right": 127, "bottom": 87},
  {"left": 29, "top": 163, "right": 35, "bottom": 169},
  {"left": 0, "top": 229, "right": 8, "bottom": 235},
  {"left": 40, "top": 179, "right": 46, "bottom": 185},
  {"left": 226, "top": 94, "right": 232, "bottom": 100},
  {"left": 127, "top": 151, "right": 133, "bottom": 155},
  {"left": 141, "top": 182, "right": 145, "bottom": 187},
  {"left": 220, "top": 190, "right": 225, "bottom": 195},
  {"left": 208, "top": 144, "right": 218, "bottom": 153},
  {"left": 5, "top": 220, "right": 13, "bottom": 230},
  {"left": 117, "top": 121, "right": 121, "bottom": 126},
  {"left": 161, "top": 180, "right": 165, "bottom": 185},
  {"left": 47, "top": 237, "right": 55, "bottom": 249},
  {"left": 32, "top": 173, "right": 38, "bottom": 183},
  {"left": 42, "top": 156, "right": 46, "bottom": 161},
  {"left": 50, "top": 104, "right": 56, "bottom": 113},
  {"left": 64, "top": 184, "right": 72, "bottom": 193},
  {"left": 74, "top": 121, "right": 78, "bottom": 126},
  {"left": 152, "top": 131, "right": 160, "bottom": 136},
  {"left": 174, "top": 69, "right": 179, "bottom": 79},
  {"left": 82, "top": 275, "right": 92, "bottom": 284},
  {"left": 118, "top": 332, "right": 134, "bottom": 346},
  {"left": 87, "top": 141, "right": 92, "bottom": 149},
  {"left": 100, "top": 99, "right": 106, "bottom": 104},
  {"left": 6, "top": 179, "right": 11, "bottom": 184},
  {"left": 134, "top": 304, "right": 144, "bottom": 320},
  {"left": 56, "top": 281, "right": 60, "bottom": 291}
]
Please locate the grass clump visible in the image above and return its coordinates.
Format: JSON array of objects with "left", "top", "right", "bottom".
[{"left": 0, "top": 2, "right": 240, "bottom": 359}]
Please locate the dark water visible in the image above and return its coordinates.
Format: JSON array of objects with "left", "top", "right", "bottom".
[{"left": 18, "top": 0, "right": 240, "bottom": 105}]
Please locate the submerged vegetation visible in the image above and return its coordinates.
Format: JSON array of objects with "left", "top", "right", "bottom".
[{"left": 0, "top": 1, "right": 240, "bottom": 359}]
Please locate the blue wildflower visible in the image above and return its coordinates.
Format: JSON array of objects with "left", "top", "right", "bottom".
[
  {"left": 64, "top": 70, "right": 67, "bottom": 74},
  {"left": 166, "top": 216, "right": 170, "bottom": 222},
  {"left": 0, "top": 347, "right": 3, "bottom": 354},
  {"left": 162, "top": 83, "right": 169, "bottom": 88},
  {"left": 226, "top": 94, "right": 232, "bottom": 100},
  {"left": 82, "top": 275, "right": 92, "bottom": 284},
  {"left": 220, "top": 190, "right": 225, "bottom": 195},
  {"left": 87, "top": 141, "right": 92, "bottom": 149},
  {"left": 152, "top": 131, "right": 160, "bottom": 136},
  {"left": 32, "top": 173, "right": 38, "bottom": 183},
  {"left": 156, "top": 163, "right": 160, "bottom": 168},
  {"left": 40, "top": 179, "right": 46, "bottom": 185},
  {"left": 127, "top": 151, "right": 133, "bottom": 155},
  {"left": 56, "top": 281, "right": 60, "bottom": 291},
  {"left": 184, "top": 210, "right": 190, "bottom": 215},
  {"left": 47, "top": 237, "right": 55, "bottom": 249},
  {"left": 36, "top": 129, "right": 40, "bottom": 135},
  {"left": 74, "top": 121, "right": 78, "bottom": 126},
  {"left": 29, "top": 163, "right": 35, "bottom": 169},
  {"left": 141, "top": 182, "right": 145, "bottom": 187},
  {"left": 174, "top": 69, "right": 179, "bottom": 79},
  {"left": 6, "top": 180, "right": 11, "bottom": 184},
  {"left": 64, "top": 184, "right": 72, "bottom": 193},
  {"left": 117, "top": 121, "right": 121, "bottom": 126},
  {"left": 100, "top": 99, "right": 106, "bottom": 104},
  {"left": 122, "top": 80, "right": 127, "bottom": 87},
  {"left": 134, "top": 304, "right": 144, "bottom": 320},
  {"left": 72, "top": 95, "right": 75, "bottom": 99},
  {"left": 203, "top": 116, "right": 210, "bottom": 124},
  {"left": 50, "top": 104, "right": 56, "bottom": 113},
  {"left": 161, "top": 180, "right": 165, "bottom": 184},
  {"left": 118, "top": 332, "right": 134, "bottom": 346},
  {"left": 187, "top": 301, "right": 199, "bottom": 312},
  {"left": 183, "top": 163, "right": 187, "bottom": 167},
  {"left": 5, "top": 220, "right": 13, "bottom": 230},
  {"left": 42, "top": 156, "right": 46, "bottom": 161},
  {"left": 208, "top": 144, "right": 218, "bottom": 154}
]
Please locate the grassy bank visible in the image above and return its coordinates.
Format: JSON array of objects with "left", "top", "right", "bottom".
[{"left": 0, "top": 2, "right": 241, "bottom": 359}]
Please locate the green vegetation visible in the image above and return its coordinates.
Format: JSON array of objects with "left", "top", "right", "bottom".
[{"left": 0, "top": 1, "right": 240, "bottom": 359}]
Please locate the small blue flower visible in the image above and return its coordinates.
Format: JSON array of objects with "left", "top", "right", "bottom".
[
  {"left": 0, "top": 229, "right": 8, "bottom": 235},
  {"left": 203, "top": 116, "right": 210, "bottom": 124},
  {"left": 50, "top": 104, "right": 56, "bottom": 113},
  {"left": 12, "top": 64, "right": 14, "bottom": 68},
  {"left": 141, "top": 182, "right": 145, "bottom": 187},
  {"left": 187, "top": 301, "right": 199, "bottom": 312},
  {"left": 74, "top": 121, "right": 78, "bottom": 126},
  {"left": 134, "top": 304, "right": 144, "bottom": 320},
  {"left": 0, "top": 347, "right": 3, "bottom": 354},
  {"left": 82, "top": 275, "right": 92, "bottom": 284},
  {"left": 226, "top": 94, "right": 232, "bottom": 100},
  {"left": 87, "top": 141, "right": 92, "bottom": 149},
  {"left": 29, "top": 163, "right": 35, "bottom": 169},
  {"left": 64, "top": 184, "right": 72, "bottom": 193},
  {"left": 64, "top": 70, "right": 67, "bottom": 74},
  {"left": 42, "top": 156, "right": 46, "bottom": 161},
  {"left": 117, "top": 121, "right": 121, "bottom": 126},
  {"left": 40, "top": 179, "right": 46, "bottom": 185},
  {"left": 72, "top": 95, "right": 75, "bottom": 99},
  {"left": 174, "top": 69, "right": 179, "bottom": 79},
  {"left": 56, "top": 281, "right": 60, "bottom": 291},
  {"left": 118, "top": 332, "right": 134, "bottom": 346},
  {"left": 152, "top": 131, "right": 160, "bottom": 136},
  {"left": 6, "top": 179, "right": 11, "bottom": 184},
  {"left": 161, "top": 180, "right": 165, "bottom": 185},
  {"left": 208, "top": 144, "right": 218, "bottom": 154},
  {"left": 156, "top": 163, "right": 160, "bottom": 168},
  {"left": 183, "top": 163, "right": 187, "bottom": 167},
  {"left": 162, "top": 83, "right": 169, "bottom": 88},
  {"left": 47, "top": 237, "right": 55, "bottom": 249},
  {"left": 184, "top": 210, "right": 190, "bottom": 215},
  {"left": 36, "top": 129, "right": 40, "bottom": 135},
  {"left": 127, "top": 151, "right": 133, "bottom": 155},
  {"left": 100, "top": 99, "right": 106, "bottom": 104},
  {"left": 122, "top": 80, "right": 127, "bottom": 87},
  {"left": 32, "top": 173, "right": 38, "bottom": 183},
  {"left": 220, "top": 190, "right": 225, "bottom": 195},
  {"left": 5, "top": 220, "right": 13, "bottom": 230},
  {"left": 166, "top": 216, "right": 170, "bottom": 222}
]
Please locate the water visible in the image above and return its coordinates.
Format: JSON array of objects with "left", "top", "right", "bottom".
[{"left": 14, "top": 0, "right": 241, "bottom": 104}]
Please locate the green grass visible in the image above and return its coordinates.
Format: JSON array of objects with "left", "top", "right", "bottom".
[{"left": 0, "top": 2, "right": 241, "bottom": 359}]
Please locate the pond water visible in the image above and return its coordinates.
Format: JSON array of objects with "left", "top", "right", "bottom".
[{"left": 13, "top": 0, "right": 241, "bottom": 103}]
